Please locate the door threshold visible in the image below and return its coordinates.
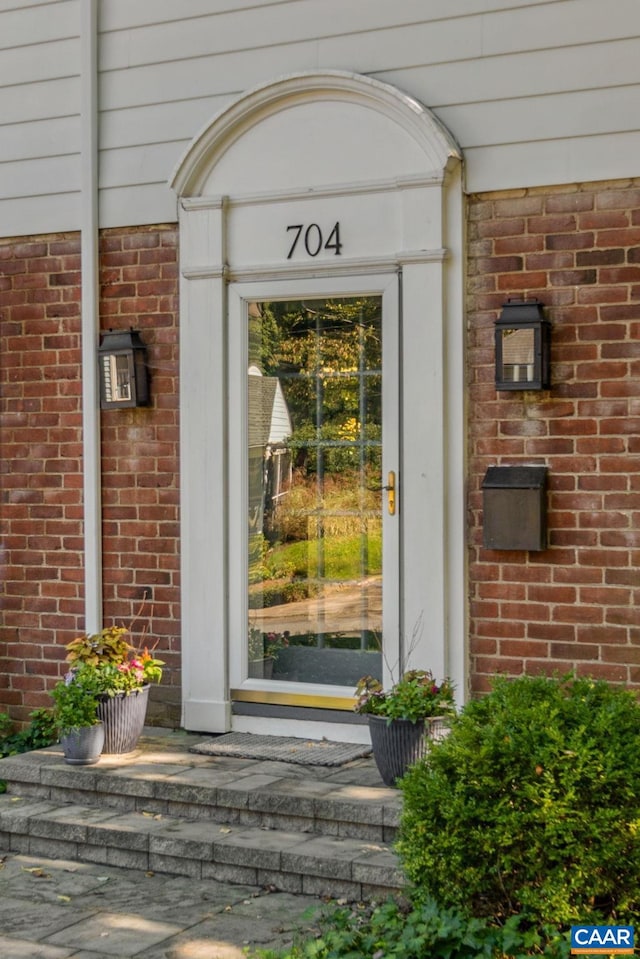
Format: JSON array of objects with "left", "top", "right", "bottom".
[
  {"left": 231, "top": 714, "right": 371, "bottom": 745},
  {"left": 230, "top": 688, "right": 355, "bottom": 710}
]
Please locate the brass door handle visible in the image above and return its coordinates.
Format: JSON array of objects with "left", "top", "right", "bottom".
[
  {"left": 368, "top": 471, "right": 396, "bottom": 514},
  {"left": 386, "top": 471, "right": 396, "bottom": 515}
]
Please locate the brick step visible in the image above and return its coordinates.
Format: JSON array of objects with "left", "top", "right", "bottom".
[{"left": 0, "top": 795, "right": 404, "bottom": 901}]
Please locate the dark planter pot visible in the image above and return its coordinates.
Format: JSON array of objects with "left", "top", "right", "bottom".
[
  {"left": 248, "top": 657, "right": 275, "bottom": 679},
  {"left": 97, "top": 685, "right": 149, "bottom": 754},
  {"left": 368, "top": 714, "right": 448, "bottom": 787},
  {"left": 60, "top": 722, "right": 105, "bottom": 765}
]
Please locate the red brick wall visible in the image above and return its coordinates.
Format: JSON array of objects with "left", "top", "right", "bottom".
[
  {"left": 0, "top": 226, "right": 180, "bottom": 726},
  {"left": 3, "top": 190, "right": 638, "bottom": 725},
  {"left": 99, "top": 226, "right": 180, "bottom": 725},
  {"left": 1, "top": 234, "right": 84, "bottom": 723},
  {"left": 468, "top": 181, "right": 640, "bottom": 693}
]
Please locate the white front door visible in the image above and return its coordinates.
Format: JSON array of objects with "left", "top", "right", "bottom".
[{"left": 228, "top": 274, "right": 399, "bottom": 721}]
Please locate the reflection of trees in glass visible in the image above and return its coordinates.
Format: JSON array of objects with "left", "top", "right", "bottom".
[
  {"left": 251, "top": 298, "right": 382, "bottom": 479},
  {"left": 248, "top": 296, "right": 384, "bottom": 655}
]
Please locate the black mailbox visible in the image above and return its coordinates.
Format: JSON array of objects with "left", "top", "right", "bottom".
[{"left": 482, "top": 465, "right": 548, "bottom": 551}]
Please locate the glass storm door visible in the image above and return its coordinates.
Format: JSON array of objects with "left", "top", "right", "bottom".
[{"left": 228, "top": 276, "right": 399, "bottom": 701}]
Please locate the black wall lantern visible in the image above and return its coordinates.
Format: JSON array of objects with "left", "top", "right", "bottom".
[
  {"left": 98, "top": 329, "right": 150, "bottom": 409},
  {"left": 495, "top": 298, "right": 550, "bottom": 391}
]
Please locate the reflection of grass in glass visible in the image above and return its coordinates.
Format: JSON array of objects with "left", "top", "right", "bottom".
[
  {"left": 268, "top": 531, "right": 381, "bottom": 582},
  {"left": 251, "top": 471, "right": 383, "bottom": 601},
  {"left": 273, "top": 471, "right": 381, "bottom": 542}
]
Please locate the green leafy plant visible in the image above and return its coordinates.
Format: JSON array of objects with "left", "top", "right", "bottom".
[
  {"left": 25, "top": 707, "right": 59, "bottom": 749},
  {"left": 354, "top": 670, "right": 455, "bottom": 722},
  {"left": 0, "top": 709, "right": 57, "bottom": 757},
  {"left": 397, "top": 674, "right": 640, "bottom": 925},
  {"left": 65, "top": 626, "right": 164, "bottom": 697},
  {"left": 251, "top": 896, "right": 571, "bottom": 959},
  {"left": 0, "top": 713, "right": 13, "bottom": 739},
  {"left": 51, "top": 664, "right": 103, "bottom": 732},
  {"left": 65, "top": 625, "right": 132, "bottom": 666}
]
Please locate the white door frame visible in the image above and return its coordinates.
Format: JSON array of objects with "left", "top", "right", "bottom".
[
  {"left": 171, "top": 71, "right": 466, "bottom": 738},
  {"left": 227, "top": 273, "right": 400, "bottom": 718}
]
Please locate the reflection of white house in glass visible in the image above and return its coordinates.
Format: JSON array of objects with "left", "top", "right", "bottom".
[
  {"left": 500, "top": 328, "right": 535, "bottom": 383},
  {"left": 101, "top": 353, "right": 133, "bottom": 403},
  {"left": 248, "top": 366, "right": 292, "bottom": 536}
]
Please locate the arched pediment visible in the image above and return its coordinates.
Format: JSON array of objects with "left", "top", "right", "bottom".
[{"left": 170, "top": 71, "right": 460, "bottom": 198}]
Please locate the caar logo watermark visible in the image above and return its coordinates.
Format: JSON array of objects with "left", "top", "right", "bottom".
[{"left": 571, "top": 926, "right": 635, "bottom": 955}]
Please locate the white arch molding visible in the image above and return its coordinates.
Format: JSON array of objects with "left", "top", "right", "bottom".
[{"left": 171, "top": 71, "right": 467, "bottom": 739}]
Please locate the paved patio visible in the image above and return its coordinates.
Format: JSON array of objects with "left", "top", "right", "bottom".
[
  {"left": 0, "top": 849, "right": 328, "bottom": 958},
  {"left": 0, "top": 728, "right": 405, "bottom": 956}
]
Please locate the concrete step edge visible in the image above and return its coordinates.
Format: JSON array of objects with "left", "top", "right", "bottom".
[
  {"left": 0, "top": 795, "right": 405, "bottom": 899},
  {"left": 0, "top": 757, "right": 400, "bottom": 839}
]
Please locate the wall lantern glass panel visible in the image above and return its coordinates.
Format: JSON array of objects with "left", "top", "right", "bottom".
[
  {"left": 98, "top": 329, "right": 150, "bottom": 409},
  {"left": 495, "top": 299, "right": 550, "bottom": 391}
]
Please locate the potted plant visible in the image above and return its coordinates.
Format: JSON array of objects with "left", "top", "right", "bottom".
[
  {"left": 51, "top": 664, "right": 105, "bottom": 765},
  {"left": 354, "top": 669, "right": 455, "bottom": 787},
  {"left": 65, "top": 626, "right": 164, "bottom": 755},
  {"left": 248, "top": 626, "right": 289, "bottom": 678}
]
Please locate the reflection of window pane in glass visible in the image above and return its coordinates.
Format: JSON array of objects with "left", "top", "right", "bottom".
[
  {"left": 501, "top": 328, "right": 535, "bottom": 382},
  {"left": 102, "top": 354, "right": 132, "bottom": 403}
]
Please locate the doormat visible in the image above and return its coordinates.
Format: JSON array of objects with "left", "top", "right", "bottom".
[{"left": 190, "top": 733, "right": 371, "bottom": 767}]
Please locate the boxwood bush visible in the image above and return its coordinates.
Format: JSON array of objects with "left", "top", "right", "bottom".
[{"left": 397, "top": 674, "right": 640, "bottom": 926}]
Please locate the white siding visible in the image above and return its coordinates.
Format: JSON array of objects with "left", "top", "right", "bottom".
[
  {"left": 0, "top": 0, "right": 80, "bottom": 236},
  {"left": 97, "top": 0, "right": 640, "bottom": 225},
  {"left": 2, "top": 0, "right": 640, "bottom": 235}
]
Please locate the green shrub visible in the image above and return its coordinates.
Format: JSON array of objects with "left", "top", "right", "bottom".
[
  {"left": 249, "top": 578, "right": 321, "bottom": 609},
  {"left": 397, "top": 674, "right": 640, "bottom": 925},
  {"left": 253, "top": 897, "right": 570, "bottom": 959}
]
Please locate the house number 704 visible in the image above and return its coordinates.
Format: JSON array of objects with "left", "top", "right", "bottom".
[{"left": 286, "top": 222, "right": 342, "bottom": 259}]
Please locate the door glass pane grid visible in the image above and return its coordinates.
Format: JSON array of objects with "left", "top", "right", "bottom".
[{"left": 247, "top": 297, "right": 383, "bottom": 686}]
